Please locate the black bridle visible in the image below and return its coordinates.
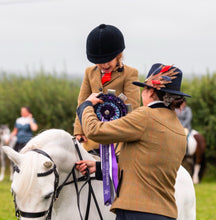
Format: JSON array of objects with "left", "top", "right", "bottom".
[{"left": 13, "top": 137, "right": 103, "bottom": 220}]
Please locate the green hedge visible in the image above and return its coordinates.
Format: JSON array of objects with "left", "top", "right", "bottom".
[
  {"left": 182, "top": 73, "right": 216, "bottom": 162},
  {"left": 0, "top": 71, "right": 81, "bottom": 133},
  {"left": 1, "top": 70, "right": 216, "bottom": 163}
]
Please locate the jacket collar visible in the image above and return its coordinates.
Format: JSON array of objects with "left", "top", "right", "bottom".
[
  {"left": 94, "top": 65, "right": 124, "bottom": 86},
  {"left": 148, "top": 101, "right": 170, "bottom": 109}
]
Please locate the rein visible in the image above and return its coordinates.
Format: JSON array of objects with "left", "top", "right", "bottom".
[
  {"left": 72, "top": 137, "right": 103, "bottom": 220},
  {"left": 13, "top": 137, "right": 103, "bottom": 220}
]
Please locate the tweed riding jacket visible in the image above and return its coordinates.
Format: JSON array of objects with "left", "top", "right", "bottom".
[
  {"left": 74, "top": 65, "right": 140, "bottom": 151},
  {"left": 77, "top": 101, "right": 186, "bottom": 219}
]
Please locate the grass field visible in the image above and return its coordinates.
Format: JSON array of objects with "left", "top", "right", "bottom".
[
  {"left": 195, "top": 181, "right": 216, "bottom": 220},
  {"left": 0, "top": 178, "right": 15, "bottom": 220},
  {"left": 0, "top": 170, "right": 216, "bottom": 220}
]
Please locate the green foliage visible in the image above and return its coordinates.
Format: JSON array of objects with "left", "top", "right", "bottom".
[
  {"left": 1, "top": 70, "right": 216, "bottom": 162},
  {"left": 182, "top": 73, "right": 216, "bottom": 161},
  {"left": 0, "top": 71, "right": 81, "bottom": 134}
]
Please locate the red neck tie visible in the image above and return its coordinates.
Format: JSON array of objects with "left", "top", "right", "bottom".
[{"left": 101, "top": 72, "right": 112, "bottom": 85}]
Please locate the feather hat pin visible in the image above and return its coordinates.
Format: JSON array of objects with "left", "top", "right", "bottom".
[
  {"left": 144, "top": 64, "right": 178, "bottom": 90},
  {"left": 133, "top": 63, "right": 191, "bottom": 97}
]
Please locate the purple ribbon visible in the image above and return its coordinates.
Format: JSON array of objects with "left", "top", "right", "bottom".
[
  {"left": 100, "top": 143, "right": 118, "bottom": 206},
  {"left": 93, "top": 93, "right": 128, "bottom": 205},
  {"left": 111, "top": 143, "right": 118, "bottom": 192},
  {"left": 100, "top": 144, "right": 112, "bottom": 205}
]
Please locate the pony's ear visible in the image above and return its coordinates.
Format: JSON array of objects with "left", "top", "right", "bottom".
[{"left": 2, "top": 146, "right": 22, "bottom": 166}]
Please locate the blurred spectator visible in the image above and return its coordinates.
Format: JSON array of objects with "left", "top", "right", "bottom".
[
  {"left": 10, "top": 106, "right": 38, "bottom": 152},
  {"left": 176, "top": 98, "right": 192, "bottom": 132}
]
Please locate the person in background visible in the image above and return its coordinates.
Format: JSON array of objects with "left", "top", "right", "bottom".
[
  {"left": 176, "top": 95, "right": 202, "bottom": 184},
  {"left": 10, "top": 106, "right": 38, "bottom": 152},
  {"left": 175, "top": 98, "right": 192, "bottom": 133},
  {"left": 73, "top": 24, "right": 140, "bottom": 152},
  {"left": 76, "top": 63, "right": 191, "bottom": 220}
]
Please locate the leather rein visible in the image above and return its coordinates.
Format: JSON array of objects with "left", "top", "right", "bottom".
[{"left": 13, "top": 137, "right": 103, "bottom": 220}]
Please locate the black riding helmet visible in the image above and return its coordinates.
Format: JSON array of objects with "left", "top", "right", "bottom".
[{"left": 86, "top": 24, "right": 125, "bottom": 64}]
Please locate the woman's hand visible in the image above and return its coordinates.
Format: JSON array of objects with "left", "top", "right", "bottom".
[
  {"left": 76, "top": 160, "right": 96, "bottom": 175},
  {"left": 86, "top": 93, "right": 104, "bottom": 106},
  {"left": 28, "top": 115, "right": 38, "bottom": 131}
]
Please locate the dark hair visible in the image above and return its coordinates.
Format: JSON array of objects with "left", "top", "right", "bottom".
[
  {"left": 155, "top": 89, "right": 184, "bottom": 110},
  {"left": 155, "top": 89, "right": 166, "bottom": 101},
  {"left": 23, "top": 106, "right": 32, "bottom": 114},
  {"left": 169, "top": 98, "right": 184, "bottom": 109}
]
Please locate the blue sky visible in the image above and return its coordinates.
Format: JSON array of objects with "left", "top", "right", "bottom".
[{"left": 0, "top": 0, "right": 215, "bottom": 77}]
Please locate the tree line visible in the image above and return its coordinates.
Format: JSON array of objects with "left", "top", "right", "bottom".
[
  {"left": 0, "top": 70, "right": 216, "bottom": 163},
  {"left": 0, "top": 71, "right": 81, "bottom": 133}
]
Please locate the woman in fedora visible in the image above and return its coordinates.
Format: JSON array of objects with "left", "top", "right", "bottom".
[
  {"left": 74, "top": 24, "right": 140, "bottom": 152},
  {"left": 76, "top": 63, "right": 190, "bottom": 220}
]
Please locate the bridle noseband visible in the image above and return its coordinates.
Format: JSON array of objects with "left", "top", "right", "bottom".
[{"left": 13, "top": 137, "right": 103, "bottom": 220}]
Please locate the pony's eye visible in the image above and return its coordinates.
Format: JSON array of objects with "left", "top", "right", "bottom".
[{"left": 44, "top": 192, "right": 53, "bottom": 200}]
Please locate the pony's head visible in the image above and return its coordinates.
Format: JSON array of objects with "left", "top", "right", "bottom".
[
  {"left": 3, "top": 146, "right": 57, "bottom": 220},
  {"left": 3, "top": 129, "right": 97, "bottom": 219}
]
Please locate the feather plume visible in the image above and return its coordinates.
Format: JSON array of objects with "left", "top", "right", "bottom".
[
  {"left": 161, "top": 65, "right": 172, "bottom": 73},
  {"left": 162, "top": 75, "right": 172, "bottom": 81},
  {"left": 145, "top": 65, "right": 179, "bottom": 90}
]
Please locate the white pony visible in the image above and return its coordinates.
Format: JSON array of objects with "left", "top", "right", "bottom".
[
  {"left": 0, "top": 124, "right": 17, "bottom": 181},
  {"left": 3, "top": 129, "right": 196, "bottom": 220}
]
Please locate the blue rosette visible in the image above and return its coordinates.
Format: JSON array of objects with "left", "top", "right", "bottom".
[{"left": 94, "top": 93, "right": 128, "bottom": 121}]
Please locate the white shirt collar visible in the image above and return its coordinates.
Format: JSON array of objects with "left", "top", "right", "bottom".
[{"left": 147, "top": 100, "right": 164, "bottom": 107}]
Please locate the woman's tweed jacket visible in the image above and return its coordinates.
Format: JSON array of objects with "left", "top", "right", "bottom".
[
  {"left": 74, "top": 64, "right": 140, "bottom": 151},
  {"left": 77, "top": 101, "right": 186, "bottom": 218}
]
